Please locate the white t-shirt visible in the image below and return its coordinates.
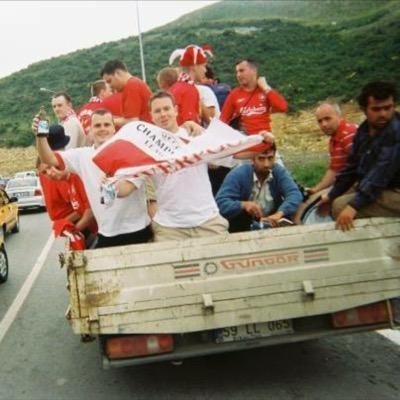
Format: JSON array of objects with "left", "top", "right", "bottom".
[
  {"left": 196, "top": 85, "right": 221, "bottom": 118},
  {"left": 58, "top": 146, "right": 150, "bottom": 237},
  {"left": 152, "top": 128, "right": 220, "bottom": 228},
  {"left": 61, "top": 115, "right": 86, "bottom": 149}
]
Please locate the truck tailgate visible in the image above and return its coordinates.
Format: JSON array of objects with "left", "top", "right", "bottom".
[{"left": 65, "top": 218, "right": 400, "bottom": 334}]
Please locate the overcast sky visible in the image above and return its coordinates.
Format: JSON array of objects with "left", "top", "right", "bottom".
[{"left": 0, "top": 1, "right": 217, "bottom": 79}]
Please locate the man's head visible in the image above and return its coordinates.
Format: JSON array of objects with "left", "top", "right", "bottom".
[
  {"left": 252, "top": 143, "right": 277, "bottom": 179},
  {"left": 157, "top": 67, "right": 178, "bottom": 90},
  {"left": 315, "top": 102, "right": 342, "bottom": 136},
  {"left": 187, "top": 63, "right": 207, "bottom": 83},
  {"left": 47, "top": 124, "right": 70, "bottom": 150},
  {"left": 235, "top": 59, "right": 258, "bottom": 89},
  {"left": 89, "top": 109, "right": 115, "bottom": 147},
  {"left": 91, "top": 79, "right": 112, "bottom": 99},
  {"left": 36, "top": 157, "right": 68, "bottom": 181},
  {"left": 149, "top": 91, "right": 179, "bottom": 132},
  {"left": 51, "top": 92, "right": 73, "bottom": 120},
  {"left": 205, "top": 64, "right": 215, "bottom": 81},
  {"left": 100, "top": 60, "right": 130, "bottom": 92},
  {"left": 357, "top": 81, "right": 397, "bottom": 131},
  {"left": 169, "top": 44, "right": 210, "bottom": 83}
]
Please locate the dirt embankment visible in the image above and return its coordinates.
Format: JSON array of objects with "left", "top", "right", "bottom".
[{"left": 0, "top": 103, "right": 364, "bottom": 176}]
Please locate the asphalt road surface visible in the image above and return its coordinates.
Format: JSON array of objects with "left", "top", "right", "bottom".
[{"left": 0, "top": 212, "right": 399, "bottom": 400}]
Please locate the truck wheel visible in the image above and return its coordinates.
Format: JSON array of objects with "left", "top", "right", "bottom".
[{"left": 0, "top": 246, "right": 9, "bottom": 283}]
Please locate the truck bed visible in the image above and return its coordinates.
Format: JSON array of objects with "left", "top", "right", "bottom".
[{"left": 64, "top": 218, "right": 400, "bottom": 336}]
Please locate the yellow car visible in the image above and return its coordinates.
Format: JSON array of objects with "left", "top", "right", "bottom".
[
  {"left": 0, "top": 234, "right": 8, "bottom": 283},
  {"left": 0, "top": 187, "right": 19, "bottom": 236}
]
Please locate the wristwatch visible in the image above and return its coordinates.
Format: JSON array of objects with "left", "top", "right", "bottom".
[{"left": 36, "top": 133, "right": 49, "bottom": 138}]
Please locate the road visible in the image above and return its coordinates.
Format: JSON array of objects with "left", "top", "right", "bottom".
[{"left": 0, "top": 212, "right": 399, "bottom": 400}]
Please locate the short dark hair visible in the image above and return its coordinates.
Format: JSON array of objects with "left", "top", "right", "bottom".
[
  {"left": 91, "top": 108, "right": 113, "bottom": 122},
  {"left": 149, "top": 90, "right": 176, "bottom": 108},
  {"left": 205, "top": 65, "right": 215, "bottom": 80},
  {"left": 357, "top": 81, "right": 397, "bottom": 109},
  {"left": 236, "top": 59, "right": 258, "bottom": 69},
  {"left": 260, "top": 142, "right": 277, "bottom": 154},
  {"left": 52, "top": 92, "right": 72, "bottom": 103},
  {"left": 100, "top": 60, "right": 127, "bottom": 76}
]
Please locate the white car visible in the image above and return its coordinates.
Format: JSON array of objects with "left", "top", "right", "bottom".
[
  {"left": 5, "top": 177, "right": 45, "bottom": 211},
  {"left": 14, "top": 170, "right": 37, "bottom": 179}
]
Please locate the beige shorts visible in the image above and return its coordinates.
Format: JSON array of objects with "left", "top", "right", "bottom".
[
  {"left": 332, "top": 188, "right": 400, "bottom": 218},
  {"left": 152, "top": 214, "right": 228, "bottom": 242}
]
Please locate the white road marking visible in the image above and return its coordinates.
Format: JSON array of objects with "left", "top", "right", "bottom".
[
  {"left": 378, "top": 329, "right": 400, "bottom": 346},
  {"left": 0, "top": 234, "right": 54, "bottom": 345}
]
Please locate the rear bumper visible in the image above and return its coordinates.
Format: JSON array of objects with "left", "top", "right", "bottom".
[
  {"left": 17, "top": 197, "right": 45, "bottom": 209},
  {"left": 101, "top": 323, "right": 394, "bottom": 369},
  {"left": 100, "top": 307, "right": 400, "bottom": 369}
]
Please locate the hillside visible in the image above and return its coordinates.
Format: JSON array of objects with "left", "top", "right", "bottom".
[
  {"left": 0, "top": 0, "right": 399, "bottom": 147},
  {"left": 165, "top": 0, "right": 394, "bottom": 26}
]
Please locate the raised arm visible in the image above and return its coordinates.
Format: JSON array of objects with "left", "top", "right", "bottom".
[{"left": 32, "top": 116, "right": 60, "bottom": 167}]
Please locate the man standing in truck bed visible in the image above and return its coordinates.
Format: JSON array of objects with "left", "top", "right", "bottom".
[
  {"left": 113, "top": 91, "right": 228, "bottom": 241},
  {"left": 101, "top": 59, "right": 152, "bottom": 127},
  {"left": 220, "top": 58, "right": 287, "bottom": 152}
]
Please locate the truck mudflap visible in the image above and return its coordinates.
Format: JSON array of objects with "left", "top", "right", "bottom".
[{"left": 64, "top": 218, "right": 400, "bottom": 335}]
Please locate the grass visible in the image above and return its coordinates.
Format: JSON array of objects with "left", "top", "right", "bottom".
[{"left": 284, "top": 152, "right": 327, "bottom": 188}]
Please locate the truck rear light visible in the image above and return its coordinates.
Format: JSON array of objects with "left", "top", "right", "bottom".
[
  {"left": 105, "top": 334, "right": 174, "bottom": 360},
  {"left": 332, "top": 301, "right": 390, "bottom": 328},
  {"left": 34, "top": 189, "right": 42, "bottom": 196}
]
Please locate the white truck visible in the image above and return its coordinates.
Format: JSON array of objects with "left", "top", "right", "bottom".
[{"left": 61, "top": 217, "right": 400, "bottom": 369}]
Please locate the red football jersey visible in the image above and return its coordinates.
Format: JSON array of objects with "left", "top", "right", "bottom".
[
  {"left": 122, "top": 77, "right": 152, "bottom": 122},
  {"left": 169, "top": 81, "right": 200, "bottom": 125},
  {"left": 220, "top": 87, "right": 288, "bottom": 134}
]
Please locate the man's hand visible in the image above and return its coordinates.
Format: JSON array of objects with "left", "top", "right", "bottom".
[
  {"left": 257, "top": 77, "right": 272, "bottom": 93},
  {"left": 182, "top": 121, "right": 204, "bottom": 137},
  {"left": 241, "top": 201, "right": 263, "bottom": 220},
  {"left": 31, "top": 114, "right": 40, "bottom": 135},
  {"left": 147, "top": 200, "right": 157, "bottom": 220},
  {"left": 306, "top": 187, "right": 317, "bottom": 195},
  {"left": 258, "top": 130, "right": 275, "bottom": 144},
  {"left": 262, "top": 211, "right": 284, "bottom": 227},
  {"left": 316, "top": 194, "right": 331, "bottom": 216},
  {"left": 335, "top": 205, "right": 357, "bottom": 231}
]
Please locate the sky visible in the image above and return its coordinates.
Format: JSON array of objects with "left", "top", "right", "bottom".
[{"left": 0, "top": 1, "right": 217, "bottom": 79}]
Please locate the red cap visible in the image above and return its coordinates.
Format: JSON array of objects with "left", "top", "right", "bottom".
[{"left": 169, "top": 44, "right": 213, "bottom": 67}]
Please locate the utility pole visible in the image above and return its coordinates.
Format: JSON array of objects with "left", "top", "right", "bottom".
[{"left": 136, "top": 1, "right": 146, "bottom": 83}]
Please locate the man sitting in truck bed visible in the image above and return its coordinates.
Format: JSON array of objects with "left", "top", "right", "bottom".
[
  {"left": 216, "top": 143, "right": 302, "bottom": 232},
  {"left": 318, "top": 81, "right": 400, "bottom": 231},
  {"left": 114, "top": 91, "right": 229, "bottom": 241}
]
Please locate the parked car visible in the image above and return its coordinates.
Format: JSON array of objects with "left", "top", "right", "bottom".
[
  {"left": 0, "top": 187, "right": 19, "bottom": 235},
  {"left": 0, "top": 176, "right": 10, "bottom": 189},
  {"left": 14, "top": 170, "right": 37, "bottom": 179},
  {"left": 5, "top": 177, "right": 45, "bottom": 211},
  {"left": 0, "top": 233, "right": 9, "bottom": 283}
]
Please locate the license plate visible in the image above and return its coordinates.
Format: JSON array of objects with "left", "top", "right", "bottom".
[
  {"left": 215, "top": 320, "right": 293, "bottom": 343},
  {"left": 16, "top": 192, "right": 30, "bottom": 198}
]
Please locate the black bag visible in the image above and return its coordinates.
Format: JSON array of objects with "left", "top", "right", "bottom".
[{"left": 229, "top": 116, "right": 241, "bottom": 130}]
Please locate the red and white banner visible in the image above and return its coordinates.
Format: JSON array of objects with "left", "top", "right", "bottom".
[{"left": 92, "top": 119, "right": 263, "bottom": 179}]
